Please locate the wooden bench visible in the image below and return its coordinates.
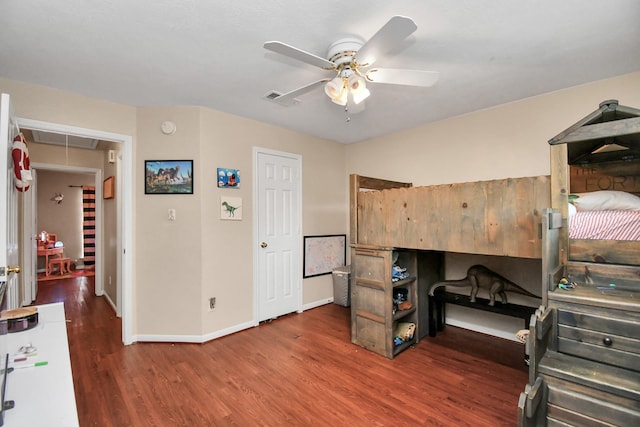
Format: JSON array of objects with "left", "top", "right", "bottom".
[
  {"left": 49, "top": 258, "right": 71, "bottom": 276},
  {"left": 428, "top": 290, "right": 537, "bottom": 337}
]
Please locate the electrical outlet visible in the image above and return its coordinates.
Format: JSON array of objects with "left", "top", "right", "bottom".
[
  {"left": 209, "top": 297, "right": 216, "bottom": 311},
  {"left": 168, "top": 208, "right": 176, "bottom": 221}
]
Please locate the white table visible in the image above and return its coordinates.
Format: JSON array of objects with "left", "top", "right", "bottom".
[{"left": 4, "top": 302, "right": 79, "bottom": 426}]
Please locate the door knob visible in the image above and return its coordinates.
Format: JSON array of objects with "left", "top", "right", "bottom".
[
  {"left": 6, "top": 265, "right": 21, "bottom": 274},
  {"left": 261, "top": 242, "right": 268, "bottom": 248}
]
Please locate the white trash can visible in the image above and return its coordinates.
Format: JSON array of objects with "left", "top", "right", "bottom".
[{"left": 332, "top": 265, "right": 351, "bottom": 307}]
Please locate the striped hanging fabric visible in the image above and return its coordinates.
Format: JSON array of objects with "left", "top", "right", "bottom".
[{"left": 82, "top": 185, "right": 96, "bottom": 269}]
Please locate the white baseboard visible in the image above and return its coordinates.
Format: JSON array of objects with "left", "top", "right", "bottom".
[
  {"left": 445, "top": 319, "right": 520, "bottom": 342},
  {"left": 134, "top": 320, "right": 258, "bottom": 344},
  {"left": 132, "top": 298, "right": 336, "bottom": 344},
  {"left": 103, "top": 291, "right": 116, "bottom": 313},
  {"left": 302, "top": 297, "right": 333, "bottom": 311}
]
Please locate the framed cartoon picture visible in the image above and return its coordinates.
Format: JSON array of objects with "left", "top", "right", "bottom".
[
  {"left": 303, "top": 234, "right": 347, "bottom": 278},
  {"left": 145, "top": 160, "right": 193, "bottom": 194},
  {"left": 217, "top": 168, "right": 240, "bottom": 188}
]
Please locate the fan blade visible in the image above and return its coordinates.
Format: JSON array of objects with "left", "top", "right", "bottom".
[
  {"left": 264, "top": 41, "right": 335, "bottom": 70},
  {"left": 365, "top": 68, "right": 439, "bottom": 87},
  {"left": 269, "top": 79, "right": 329, "bottom": 106},
  {"left": 355, "top": 16, "right": 418, "bottom": 67}
]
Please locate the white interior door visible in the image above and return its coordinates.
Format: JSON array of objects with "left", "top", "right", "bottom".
[
  {"left": 255, "top": 148, "right": 302, "bottom": 322},
  {"left": 0, "top": 93, "right": 21, "bottom": 310}
]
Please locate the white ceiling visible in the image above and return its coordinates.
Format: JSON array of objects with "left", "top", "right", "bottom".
[{"left": 1, "top": 1, "right": 639, "bottom": 144}]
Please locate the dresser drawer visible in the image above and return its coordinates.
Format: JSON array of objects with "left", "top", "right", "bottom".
[
  {"left": 557, "top": 308, "right": 640, "bottom": 372},
  {"left": 544, "top": 375, "right": 640, "bottom": 426},
  {"left": 353, "top": 249, "right": 387, "bottom": 284}
]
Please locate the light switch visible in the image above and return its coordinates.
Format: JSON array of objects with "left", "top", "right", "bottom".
[{"left": 168, "top": 209, "right": 176, "bottom": 221}]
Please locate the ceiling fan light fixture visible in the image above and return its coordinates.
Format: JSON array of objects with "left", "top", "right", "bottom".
[
  {"left": 264, "top": 15, "right": 441, "bottom": 116},
  {"left": 347, "top": 74, "right": 370, "bottom": 104},
  {"left": 351, "top": 87, "right": 370, "bottom": 105},
  {"left": 347, "top": 74, "right": 365, "bottom": 92},
  {"left": 332, "top": 88, "right": 348, "bottom": 106},
  {"left": 324, "top": 77, "right": 344, "bottom": 98}
]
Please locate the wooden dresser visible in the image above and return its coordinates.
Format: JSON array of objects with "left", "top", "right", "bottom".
[
  {"left": 519, "top": 101, "right": 640, "bottom": 425},
  {"left": 519, "top": 261, "right": 640, "bottom": 425}
]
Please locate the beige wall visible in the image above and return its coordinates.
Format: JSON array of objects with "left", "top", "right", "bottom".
[
  {"left": 1, "top": 76, "right": 347, "bottom": 340},
  {"left": 4, "top": 71, "right": 639, "bottom": 342},
  {"left": 135, "top": 106, "right": 346, "bottom": 336},
  {"left": 345, "top": 71, "right": 640, "bottom": 339},
  {"left": 346, "top": 72, "right": 640, "bottom": 186},
  {"left": 135, "top": 107, "right": 203, "bottom": 335},
  {"left": 198, "top": 108, "right": 347, "bottom": 334}
]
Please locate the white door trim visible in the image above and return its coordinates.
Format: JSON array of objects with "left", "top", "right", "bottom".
[
  {"left": 252, "top": 147, "right": 303, "bottom": 323},
  {"left": 21, "top": 169, "right": 37, "bottom": 305},
  {"left": 17, "top": 117, "right": 134, "bottom": 345}
]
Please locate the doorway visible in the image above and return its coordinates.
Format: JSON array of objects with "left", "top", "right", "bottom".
[
  {"left": 253, "top": 147, "right": 302, "bottom": 322},
  {"left": 25, "top": 166, "right": 103, "bottom": 301},
  {"left": 17, "top": 117, "right": 134, "bottom": 345}
]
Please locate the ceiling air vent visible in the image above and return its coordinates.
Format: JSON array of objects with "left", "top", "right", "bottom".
[
  {"left": 31, "top": 130, "right": 100, "bottom": 150},
  {"left": 263, "top": 91, "right": 300, "bottom": 107}
]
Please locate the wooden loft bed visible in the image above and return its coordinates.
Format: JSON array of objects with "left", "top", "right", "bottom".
[
  {"left": 350, "top": 174, "right": 550, "bottom": 259},
  {"left": 548, "top": 99, "right": 640, "bottom": 266},
  {"left": 348, "top": 174, "right": 549, "bottom": 358}
]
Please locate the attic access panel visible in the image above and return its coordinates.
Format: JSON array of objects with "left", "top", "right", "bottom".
[{"left": 548, "top": 99, "right": 640, "bottom": 166}]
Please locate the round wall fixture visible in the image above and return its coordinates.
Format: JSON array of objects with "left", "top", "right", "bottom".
[{"left": 161, "top": 121, "right": 177, "bottom": 135}]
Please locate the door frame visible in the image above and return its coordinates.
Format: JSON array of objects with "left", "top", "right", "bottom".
[
  {"left": 21, "top": 168, "right": 37, "bottom": 305},
  {"left": 252, "top": 147, "right": 303, "bottom": 322},
  {"left": 17, "top": 117, "right": 134, "bottom": 345}
]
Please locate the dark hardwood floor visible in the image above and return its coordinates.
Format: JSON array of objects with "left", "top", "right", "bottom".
[{"left": 34, "top": 276, "right": 527, "bottom": 426}]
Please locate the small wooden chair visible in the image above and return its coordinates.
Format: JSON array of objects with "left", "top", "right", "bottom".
[{"left": 49, "top": 258, "right": 71, "bottom": 276}]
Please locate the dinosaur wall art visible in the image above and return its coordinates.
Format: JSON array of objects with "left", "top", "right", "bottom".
[{"left": 220, "top": 196, "right": 242, "bottom": 220}]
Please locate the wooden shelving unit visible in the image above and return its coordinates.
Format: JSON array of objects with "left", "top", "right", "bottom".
[{"left": 350, "top": 245, "right": 418, "bottom": 359}]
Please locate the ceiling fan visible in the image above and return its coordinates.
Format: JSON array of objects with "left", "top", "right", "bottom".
[{"left": 263, "top": 15, "right": 439, "bottom": 108}]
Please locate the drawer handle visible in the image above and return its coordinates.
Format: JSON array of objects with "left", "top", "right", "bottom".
[{"left": 603, "top": 337, "right": 613, "bottom": 346}]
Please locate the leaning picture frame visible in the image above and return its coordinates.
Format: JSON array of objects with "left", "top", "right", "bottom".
[
  {"left": 303, "top": 234, "right": 347, "bottom": 278},
  {"left": 103, "top": 176, "right": 115, "bottom": 199},
  {"left": 145, "top": 160, "right": 193, "bottom": 194}
]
